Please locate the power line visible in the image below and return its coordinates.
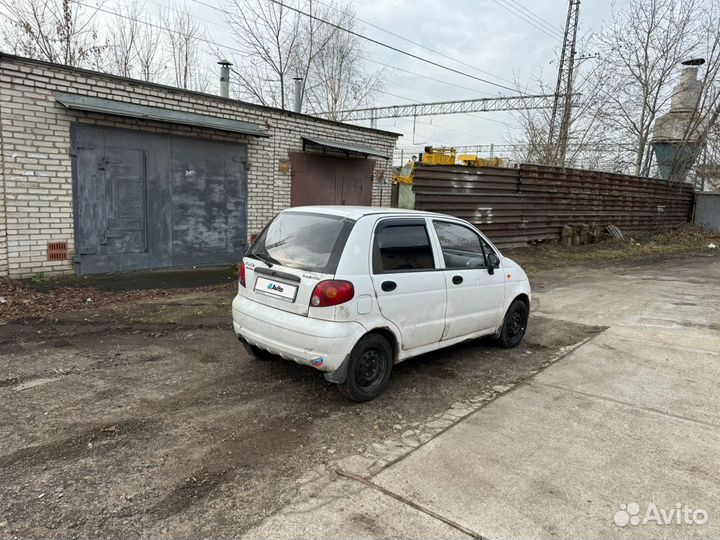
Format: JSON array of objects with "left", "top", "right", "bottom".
[
  {"left": 491, "top": 0, "right": 563, "bottom": 39},
  {"left": 178, "top": 0, "right": 528, "bottom": 99},
  {"left": 266, "top": 0, "right": 526, "bottom": 94},
  {"left": 378, "top": 116, "right": 491, "bottom": 142},
  {"left": 98, "top": 0, "right": 505, "bottom": 106},
  {"left": 361, "top": 56, "right": 497, "bottom": 98},
  {"left": 137, "top": 0, "right": 541, "bottom": 100},
  {"left": 377, "top": 78, "right": 515, "bottom": 128},
  {"left": 504, "top": 0, "right": 564, "bottom": 34},
  {"left": 188, "top": 0, "right": 526, "bottom": 92},
  {"left": 362, "top": 56, "right": 495, "bottom": 98},
  {"left": 75, "top": 0, "right": 248, "bottom": 57},
  {"left": 107, "top": 0, "right": 223, "bottom": 29},
  {"left": 77, "top": 0, "right": 538, "bottom": 129},
  {"left": 297, "top": 0, "right": 523, "bottom": 89}
]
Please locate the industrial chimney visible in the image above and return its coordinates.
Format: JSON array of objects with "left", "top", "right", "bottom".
[
  {"left": 218, "top": 60, "right": 232, "bottom": 98},
  {"left": 293, "top": 76, "right": 303, "bottom": 113},
  {"left": 652, "top": 58, "right": 706, "bottom": 181}
]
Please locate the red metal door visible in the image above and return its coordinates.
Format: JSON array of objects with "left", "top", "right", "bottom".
[{"left": 290, "top": 153, "right": 375, "bottom": 206}]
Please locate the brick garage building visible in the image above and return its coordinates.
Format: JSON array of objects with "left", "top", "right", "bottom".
[{"left": 0, "top": 53, "right": 400, "bottom": 278}]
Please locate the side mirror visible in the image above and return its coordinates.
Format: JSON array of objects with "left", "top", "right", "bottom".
[{"left": 487, "top": 253, "right": 501, "bottom": 275}]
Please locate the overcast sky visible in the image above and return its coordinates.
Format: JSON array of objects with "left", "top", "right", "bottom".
[
  {"left": 341, "top": 0, "right": 631, "bottom": 159},
  {"left": 163, "top": 0, "right": 631, "bottom": 157},
  {"left": 96, "top": 0, "right": 631, "bottom": 159}
]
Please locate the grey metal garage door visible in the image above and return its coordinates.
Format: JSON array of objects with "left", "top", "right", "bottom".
[{"left": 72, "top": 125, "right": 247, "bottom": 274}]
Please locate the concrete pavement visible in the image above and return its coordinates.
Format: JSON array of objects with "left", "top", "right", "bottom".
[{"left": 246, "top": 255, "right": 720, "bottom": 539}]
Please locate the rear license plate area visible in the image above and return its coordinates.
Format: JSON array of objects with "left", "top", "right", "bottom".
[{"left": 254, "top": 276, "right": 298, "bottom": 302}]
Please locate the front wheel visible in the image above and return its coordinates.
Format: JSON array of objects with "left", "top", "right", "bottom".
[
  {"left": 338, "top": 334, "right": 393, "bottom": 402},
  {"left": 497, "top": 299, "right": 529, "bottom": 348}
]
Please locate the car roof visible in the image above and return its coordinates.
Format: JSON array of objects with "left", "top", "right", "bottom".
[{"left": 285, "top": 206, "right": 442, "bottom": 220}]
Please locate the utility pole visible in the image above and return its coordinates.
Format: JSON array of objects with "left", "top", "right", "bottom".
[{"left": 548, "top": 0, "right": 581, "bottom": 167}]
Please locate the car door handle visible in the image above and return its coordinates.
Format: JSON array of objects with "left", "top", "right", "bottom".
[
  {"left": 381, "top": 281, "right": 397, "bottom": 292},
  {"left": 452, "top": 275, "right": 463, "bottom": 285}
]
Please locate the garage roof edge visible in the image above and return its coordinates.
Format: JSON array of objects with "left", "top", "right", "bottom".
[
  {"left": 55, "top": 93, "right": 270, "bottom": 137},
  {"left": 0, "top": 53, "right": 400, "bottom": 138},
  {"left": 302, "top": 137, "right": 390, "bottom": 159}
]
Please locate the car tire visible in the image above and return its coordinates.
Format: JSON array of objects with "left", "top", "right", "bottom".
[
  {"left": 242, "top": 341, "right": 275, "bottom": 361},
  {"left": 338, "top": 334, "right": 393, "bottom": 402},
  {"left": 498, "top": 299, "right": 529, "bottom": 348}
]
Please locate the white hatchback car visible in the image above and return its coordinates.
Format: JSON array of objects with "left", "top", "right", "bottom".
[{"left": 232, "top": 206, "right": 531, "bottom": 402}]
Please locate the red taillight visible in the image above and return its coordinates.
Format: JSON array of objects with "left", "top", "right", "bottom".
[
  {"left": 310, "top": 280, "right": 354, "bottom": 307},
  {"left": 239, "top": 263, "right": 246, "bottom": 287}
]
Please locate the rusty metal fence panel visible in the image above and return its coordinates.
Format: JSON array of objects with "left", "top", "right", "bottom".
[
  {"left": 412, "top": 163, "right": 695, "bottom": 248},
  {"left": 694, "top": 193, "right": 720, "bottom": 232}
]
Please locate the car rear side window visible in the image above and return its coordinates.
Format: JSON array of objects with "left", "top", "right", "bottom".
[
  {"left": 248, "top": 212, "right": 354, "bottom": 274},
  {"left": 373, "top": 221, "right": 435, "bottom": 273},
  {"left": 434, "top": 221, "right": 488, "bottom": 268}
]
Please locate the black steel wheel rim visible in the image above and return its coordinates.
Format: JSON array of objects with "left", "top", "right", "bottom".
[
  {"left": 508, "top": 311, "right": 525, "bottom": 337},
  {"left": 355, "top": 348, "right": 386, "bottom": 391}
]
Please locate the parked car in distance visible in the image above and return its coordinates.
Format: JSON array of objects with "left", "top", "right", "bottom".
[{"left": 232, "top": 206, "right": 531, "bottom": 402}]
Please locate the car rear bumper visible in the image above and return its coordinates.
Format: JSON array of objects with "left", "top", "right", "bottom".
[{"left": 232, "top": 294, "right": 365, "bottom": 373}]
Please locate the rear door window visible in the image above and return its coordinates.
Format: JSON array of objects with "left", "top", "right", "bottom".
[
  {"left": 433, "top": 221, "right": 488, "bottom": 268},
  {"left": 248, "top": 212, "right": 354, "bottom": 273},
  {"left": 373, "top": 221, "right": 435, "bottom": 273}
]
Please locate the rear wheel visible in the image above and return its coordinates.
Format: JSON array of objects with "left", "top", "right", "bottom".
[
  {"left": 497, "top": 299, "right": 529, "bottom": 348},
  {"left": 338, "top": 334, "right": 393, "bottom": 402},
  {"left": 242, "top": 341, "right": 276, "bottom": 361}
]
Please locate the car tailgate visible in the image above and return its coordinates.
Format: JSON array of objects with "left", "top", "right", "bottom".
[{"left": 243, "top": 258, "right": 330, "bottom": 317}]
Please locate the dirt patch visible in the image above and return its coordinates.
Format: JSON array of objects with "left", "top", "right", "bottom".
[
  {"left": 505, "top": 224, "right": 720, "bottom": 272},
  {"left": 0, "top": 418, "right": 155, "bottom": 469},
  {"left": 0, "top": 276, "right": 236, "bottom": 325},
  {"left": 0, "top": 285, "right": 602, "bottom": 539},
  {"left": 149, "top": 414, "right": 312, "bottom": 520},
  {"left": 4, "top": 246, "right": 661, "bottom": 538}
]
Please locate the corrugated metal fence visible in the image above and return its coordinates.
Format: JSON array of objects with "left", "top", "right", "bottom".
[
  {"left": 412, "top": 163, "right": 695, "bottom": 248},
  {"left": 694, "top": 193, "right": 720, "bottom": 232}
]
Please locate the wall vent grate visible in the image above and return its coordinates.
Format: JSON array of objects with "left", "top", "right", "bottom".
[{"left": 48, "top": 242, "right": 68, "bottom": 261}]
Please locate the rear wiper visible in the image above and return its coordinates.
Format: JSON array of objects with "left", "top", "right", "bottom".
[{"left": 248, "top": 252, "right": 274, "bottom": 268}]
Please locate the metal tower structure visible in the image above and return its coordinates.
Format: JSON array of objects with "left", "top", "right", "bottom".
[
  {"left": 548, "top": 0, "right": 581, "bottom": 166},
  {"left": 319, "top": 94, "right": 558, "bottom": 125}
]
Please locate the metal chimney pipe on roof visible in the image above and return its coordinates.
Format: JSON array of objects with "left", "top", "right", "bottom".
[
  {"left": 293, "top": 76, "right": 303, "bottom": 113},
  {"left": 218, "top": 60, "right": 232, "bottom": 98}
]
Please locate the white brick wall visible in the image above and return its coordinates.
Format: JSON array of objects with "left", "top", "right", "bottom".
[{"left": 0, "top": 54, "right": 398, "bottom": 278}]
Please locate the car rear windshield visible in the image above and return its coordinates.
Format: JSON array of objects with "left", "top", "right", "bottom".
[{"left": 247, "top": 212, "right": 355, "bottom": 274}]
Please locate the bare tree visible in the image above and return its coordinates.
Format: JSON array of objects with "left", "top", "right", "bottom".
[
  {"left": 508, "top": 45, "right": 615, "bottom": 171},
  {"left": 222, "top": 0, "right": 300, "bottom": 107},
  {"left": 162, "top": 5, "right": 205, "bottom": 90},
  {"left": 222, "top": 0, "right": 377, "bottom": 112},
  {"left": 133, "top": 9, "right": 165, "bottom": 83},
  {"left": 663, "top": 0, "right": 720, "bottom": 183},
  {"left": 512, "top": 0, "right": 720, "bottom": 179},
  {"left": 595, "top": 0, "right": 701, "bottom": 177},
  {"left": 301, "top": 4, "right": 383, "bottom": 118},
  {"left": 0, "top": 0, "right": 104, "bottom": 67},
  {"left": 698, "top": 120, "right": 720, "bottom": 191},
  {"left": 106, "top": 2, "right": 141, "bottom": 77}
]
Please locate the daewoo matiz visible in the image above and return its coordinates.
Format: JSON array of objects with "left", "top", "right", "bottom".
[{"left": 232, "top": 207, "right": 531, "bottom": 402}]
